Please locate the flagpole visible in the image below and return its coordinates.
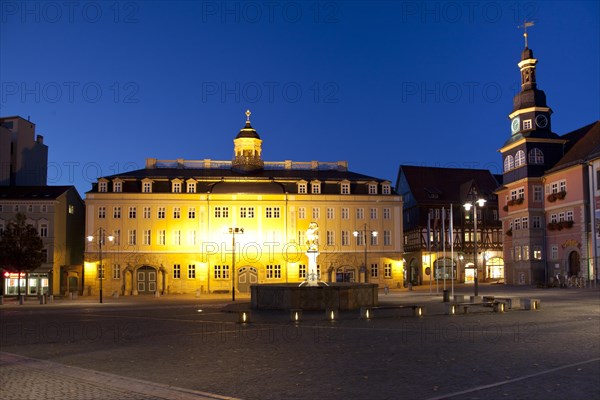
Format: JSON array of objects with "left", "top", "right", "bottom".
[
  {"left": 450, "top": 204, "right": 454, "bottom": 298},
  {"left": 427, "top": 210, "right": 432, "bottom": 294},
  {"left": 442, "top": 207, "right": 446, "bottom": 291}
]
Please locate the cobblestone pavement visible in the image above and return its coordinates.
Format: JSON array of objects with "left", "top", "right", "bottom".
[{"left": 1, "top": 283, "right": 599, "bottom": 400}]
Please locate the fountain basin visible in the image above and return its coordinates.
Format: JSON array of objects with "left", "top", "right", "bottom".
[{"left": 250, "top": 283, "right": 378, "bottom": 311}]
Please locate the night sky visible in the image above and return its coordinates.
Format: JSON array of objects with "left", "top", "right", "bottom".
[{"left": 1, "top": 1, "right": 598, "bottom": 194}]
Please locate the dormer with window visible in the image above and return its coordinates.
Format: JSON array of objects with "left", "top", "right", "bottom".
[
  {"left": 186, "top": 179, "right": 197, "bottom": 193},
  {"left": 381, "top": 181, "right": 391, "bottom": 195},
  {"left": 367, "top": 182, "right": 378, "bottom": 195},
  {"left": 311, "top": 180, "right": 321, "bottom": 194},
  {"left": 98, "top": 179, "right": 108, "bottom": 193},
  {"left": 172, "top": 178, "right": 183, "bottom": 193},
  {"left": 112, "top": 178, "right": 123, "bottom": 193},
  {"left": 297, "top": 180, "right": 308, "bottom": 194},
  {"left": 340, "top": 180, "right": 350, "bottom": 195},
  {"left": 142, "top": 178, "right": 153, "bottom": 193}
]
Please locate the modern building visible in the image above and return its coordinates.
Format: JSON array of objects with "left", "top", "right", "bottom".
[
  {"left": 496, "top": 41, "right": 600, "bottom": 285},
  {"left": 84, "top": 112, "right": 403, "bottom": 296},
  {"left": 0, "top": 186, "right": 85, "bottom": 295},
  {"left": 0, "top": 116, "right": 48, "bottom": 186},
  {"left": 397, "top": 166, "right": 503, "bottom": 287}
]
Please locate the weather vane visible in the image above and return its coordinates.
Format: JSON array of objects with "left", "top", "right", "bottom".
[
  {"left": 518, "top": 20, "right": 535, "bottom": 48},
  {"left": 245, "top": 109, "right": 251, "bottom": 122}
]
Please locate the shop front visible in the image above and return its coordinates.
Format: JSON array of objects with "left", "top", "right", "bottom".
[{"left": 3, "top": 272, "right": 50, "bottom": 296}]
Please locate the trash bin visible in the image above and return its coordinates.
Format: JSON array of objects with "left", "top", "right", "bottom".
[{"left": 443, "top": 290, "right": 450, "bottom": 302}]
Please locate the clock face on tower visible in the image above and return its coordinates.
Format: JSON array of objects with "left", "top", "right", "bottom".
[
  {"left": 511, "top": 117, "right": 521, "bottom": 134},
  {"left": 535, "top": 114, "right": 548, "bottom": 128}
]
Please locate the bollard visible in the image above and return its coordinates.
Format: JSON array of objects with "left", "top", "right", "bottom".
[{"left": 442, "top": 290, "right": 449, "bottom": 302}]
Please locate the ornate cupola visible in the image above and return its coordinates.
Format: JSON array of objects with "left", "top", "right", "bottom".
[
  {"left": 232, "top": 110, "right": 264, "bottom": 173},
  {"left": 507, "top": 22, "right": 555, "bottom": 141}
]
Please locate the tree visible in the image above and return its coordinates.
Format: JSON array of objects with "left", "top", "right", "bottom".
[{"left": 0, "top": 213, "right": 45, "bottom": 298}]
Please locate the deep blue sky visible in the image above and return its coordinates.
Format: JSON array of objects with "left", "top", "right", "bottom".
[{"left": 1, "top": 1, "right": 598, "bottom": 195}]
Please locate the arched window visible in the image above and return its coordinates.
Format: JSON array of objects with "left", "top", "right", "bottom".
[
  {"left": 528, "top": 148, "right": 544, "bottom": 164},
  {"left": 504, "top": 155, "right": 514, "bottom": 172},
  {"left": 515, "top": 150, "right": 526, "bottom": 167}
]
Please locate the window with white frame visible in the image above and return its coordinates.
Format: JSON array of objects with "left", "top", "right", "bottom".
[
  {"left": 382, "top": 184, "right": 391, "bottom": 194},
  {"left": 298, "top": 230, "right": 305, "bottom": 245},
  {"left": 188, "top": 264, "right": 196, "bottom": 279},
  {"left": 551, "top": 245, "right": 558, "bottom": 260},
  {"left": 515, "top": 150, "right": 526, "bottom": 167},
  {"left": 341, "top": 231, "right": 349, "bottom": 246},
  {"left": 158, "top": 207, "right": 165, "bottom": 219},
  {"left": 383, "top": 208, "right": 391, "bottom": 219},
  {"left": 515, "top": 245, "right": 522, "bottom": 260},
  {"left": 504, "top": 155, "right": 514, "bottom": 172},
  {"left": 266, "top": 264, "right": 281, "bottom": 279},
  {"left": 559, "top": 180, "right": 567, "bottom": 192},
  {"left": 158, "top": 230, "right": 166, "bottom": 245},
  {"left": 355, "top": 232, "right": 365, "bottom": 246},
  {"left": 523, "top": 119, "right": 532, "bottom": 130},
  {"left": 188, "top": 207, "right": 196, "bottom": 219},
  {"left": 98, "top": 264, "right": 105, "bottom": 279},
  {"left": 266, "top": 207, "right": 280, "bottom": 218},
  {"left": 311, "top": 182, "right": 320, "bottom": 194},
  {"left": 39, "top": 223, "right": 48, "bottom": 237},
  {"left": 143, "top": 230, "right": 151, "bottom": 245},
  {"left": 511, "top": 187, "right": 525, "bottom": 200},
  {"left": 99, "top": 181, "right": 108, "bottom": 192},
  {"left": 240, "top": 207, "right": 254, "bottom": 218},
  {"left": 523, "top": 245, "right": 530, "bottom": 260},
  {"left": 98, "top": 207, "right": 106, "bottom": 219},
  {"left": 112, "top": 264, "right": 121, "bottom": 279},
  {"left": 327, "top": 208, "right": 335, "bottom": 219},
  {"left": 368, "top": 184, "right": 377, "bottom": 194},
  {"left": 142, "top": 181, "right": 152, "bottom": 193},
  {"left": 113, "top": 206, "right": 121, "bottom": 219},
  {"left": 341, "top": 183, "right": 350, "bottom": 194},
  {"left": 298, "top": 182, "right": 307, "bottom": 194},
  {"left": 112, "top": 229, "right": 120, "bottom": 245},
  {"left": 326, "top": 231, "right": 335, "bottom": 246},
  {"left": 173, "top": 207, "right": 181, "bottom": 219},
  {"left": 558, "top": 212, "right": 565, "bottom": 222},
  {"left": 214, "top": 265, "right": 230, "bottom": 279},
  {"left": 173, "top": 264, "right": 181, "bottom": 279},
  {"left": 384, "top": 230, "right": 391, "bottom": 246},
  {"left": 384, "top": 263, "right": 392, "bottom": 278},
  {"left": 173, "top": 230, "right": 181, "bottom": 245},
  {"left": 188, "top": 230, "right": 197, "bottom": 245},
  {"left": 341, "top": 208, "right": 349, "bottom": 219},
  {"left": 371, "top": 263, "right": 379, "bottom": 278},
  {"left": 172, "top": 181, "right": 182, "bottom": 193},
  {"left": 128, "top": 229, "right": 136, "bottom": 245},
  {"left": 550, "top": 214, "right": 557, "bottom": 223},
  {"left": 533, "top": 186, "right": 543, "bottom": 201},
  {"left": 298, "top": 264, "right": 306, "bottom": 279},
  {"left": 370, "top": 233, "right": 378, "bottom": 246},
  {"left": 187, "top": 182, "right": 196, "bottom": 193},
  {"left": 298, "top": 207, "right": 306, "bottom": 219},
  {"left": 143, "top": 206, "right": 151, "bottom": 219},
  {"left": 356, "top": 208, "right": 364, "bottom": 219},
  {"left": 529, "top": 148, "right": 544, "bottom": 164},
  {"left": 114, "top": 181, "right": 122, "bottom": 193},
  {"left": 370, "top": 208, "right": 377, "bottom": 219},
  {"left": 566, "top": 210, "right": 573, "bottom": 221},
  {"left": 214, "top": 206, "right": 229, "bottom": 218},
  {"left": 522, "top": 217, "right": 529, "bottom": 229},
  {"left": 532, "top": 216, "right": 541, "bottom": 228},
  {"left": 128, "top": 207, "right": 136, "bottom": 219},
  {"left": 312, "top": 207, "right": 320, "bottom": 220}
]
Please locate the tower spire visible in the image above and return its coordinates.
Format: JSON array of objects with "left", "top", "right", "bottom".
[{"left": 518, "top": 20, "right": 535, "bottom": 48}]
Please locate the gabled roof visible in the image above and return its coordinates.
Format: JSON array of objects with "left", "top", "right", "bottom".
[
  {"left": 398, "top": 166, "right": 501, "bottom": 205},
  {"left": 546, "top": 121, "right": 600, "bottom": 173}
]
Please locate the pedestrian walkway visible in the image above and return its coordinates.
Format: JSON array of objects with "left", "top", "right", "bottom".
[{"left": 0, "top": 352, "right": 238, "bottom": 400}]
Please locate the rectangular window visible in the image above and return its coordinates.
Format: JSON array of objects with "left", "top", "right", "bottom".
[
  {"left": 27, "top": 204, "right": 33, "bottom": 212},
  {"left": 326, "top": 230, "right": 335, "bottom": 246},
  {"left": 523, "top": 119, "right": 532, "bottom": 130},
  {"left": 533, "top": 246, "right": 542, "bottom": 260},
  {"left": 158, "top": 230, "right": 166, "bottom": 245},
  {"left": 558, "top": 212, "right": 565, "bottom": 222},
  {"left": 523, "top": 245, "right": 530, "bottom": 260},
  {"left": 368, "top": 184, "right": 377, "bottom": 194},
  {"left": 128, "top": 207, "right": 137, "bottom": 219},
  {"left": 298, "top": 207, "right": 306, "bottom": 219},
  {"left": 173, "top": 264, "right": 181, "bottom": 279},
  {"left": 566, "top": 210, "right": 574, "bottom": 221},
  {"left": 515, "top": 245, "right": 522, "bottom": 261},
  {"left": 298, "top": 230, "right": 305, "bottom": 245},
  {"left": 173, "top": 207, "right": 181, "bottom": 219},
  {"left": 98, "top": 207, "right": 106, "bottom": 219},
  {"left": 298, "top": 183, "right": 307, "bottom": 194},
  {"left": 173, "top": 230, "right": 181, "bottom": 245},
  {"left": 551, "top": 245, "right": 558, "bottom": 260},
  {"left": 384, "top": 230, "right": 391, "bottom": 246},
  {"left": 266, "top": 264, "right": 281, "bottom": 279},
  {"left": 113, "top": 229, "right": 120, "bottom": 245},
  {"left": 143, "top": 230, "right": 151, "bottom": 245},
  {"left": 298, "top": 264, "right": 306, "bottom": 279},
  {"left": 356, "top": 208, "right": 364, "bottom": 219},
  {"left": 532, "top": 216, "right": 542, "bottom": 228},
  {"left": 266, "top": 207, "right": 280, "bottom": 218},
  {"left": 98, "top": 264, "right": 105, "bottom": 279},
  {"left": 113, "top": 206, "right": 121, "bottom": 219},
  {"left": 341, "top": 183, "right": 350, "bottom": 194},
  {"left": 327, "top": 208, "right": 335, "bottom": 219},
  {"left": 143, "top": 206, "right": 151, "bottom": 219},
  {"left": 341, "top": 231, "right": 349, "bottom": 246},
  {"left": 214, "top": 265, "right": 230, "bottom": 279},
  {"left": 550, "top": 214, "right": 557, "bottom": 223},
  {"left": 240, "top": 207, "right": 255, "bottom": 218},
  {"left": 187, "top": 182, "right": 196, "bottom": 193},
  {"left": 383, "top": 208, "right": 391, "bottom": 220},
  {"left": 355, "top": 231, "right": 365, "bottom": 246},
  {"left": 128, "top": 229, "right": 136, "bottom": 245},
  {"left": 371, "top": 233, "right": 378, "bottom": 246},
  {"left": 114, "top": 182, "right": 122, "bottom": 193},
  {"left": 39, "top": 223, "right": 48, "bottom": 237},
  {"left": 312, "top": 207, "right": 320, "bottom": 220},
  {"left": 188, "top": 264, "right": 196, "bottom": 279},
  {"left": 173, "top": 182, "right": 181, "bottom": 193},
  {"left": 188, "top": 207, "right": 196, "bottom": 219},
  {"left": 99, "top": 182, "right": 107, "bottom": 192},
  {"left": 371, "top": 263, "right": 379, "bottom": 278},
  {"left": 41, "top": 205, "right": 47, "bottom": 212},
  {"left": 514, "top": 218, "right": 521, "bottom": 230},
  {"left": 158, "top": 207, "right": 165, "bottom": 219},
  {"left": 522, "top": 217, "right": 529, "bottom": 229},
  {"left": 341, "top": 208, "right": 349, "bottom": 220},
  {"left": 370, "top": 208, "right": 377, "bottom": 219},
  {"left": 188, "top": 230, "right": 197, "bottom": 245},
  {"left": 13, "top": 205, "right": 19, "bottom": 212},
  {"left": 533, "top": 186, "right": 543, "bottom": 201},
  {"left": 311, "top": 183, "right": 320, "bottom": 194},
  {"left": 384, "top": 263, "right": 392, "bottom": 278},
  {"left": 382, "top": 185, "right": 391, "bottom": 195},
  {"left": 143, "top": 182, "right": 152, "bottom": 193},
  {"left": 112, "top": 264, "right": 121, "bottom": 279}
]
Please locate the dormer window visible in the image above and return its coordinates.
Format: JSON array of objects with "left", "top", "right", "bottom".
[
  {"left": 382, "top": 183, "right": 391, "bottom": 194},
  {"left": 298, "top": 182, "right": 307, "bottom": 194},
  {"left": 142, "top": 179, "right": 153, "bottom": 193},
  {"left": 311, "top": 181, "right": 321, "bottom": 194},
  {"left": 186, "top": 180, "right": 196, "bottom": 193},
  {"left": 113, "top": 180, "right": 122, "bottom": 193},
  {"left": 98, "top": 181, "right": 108, "bottom": 193},
  {"left": 368, "top": 183, "right": 377, "bottom": 195},
  {"left": 172, "top": 180, "right": 182, "bottom": 193},
  {"left": 341, "top": 182, "right": 350, "bottom": 194},
  {"left": 523, "top": 119, "right": 533, "bottom": 130}
]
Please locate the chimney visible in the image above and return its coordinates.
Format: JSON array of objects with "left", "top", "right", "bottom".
[{"left": 36, "top": 135, "right": 44, "bottom": 144}]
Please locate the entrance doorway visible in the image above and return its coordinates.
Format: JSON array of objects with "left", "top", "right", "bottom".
[
  {"left": 238, "top": 266, "right": 258, "bottom": 293},
  {"left": 568, "top": 251, "right": 580, "bottom": 276},
  {"left": 336, "top": 266, "right": 356, "bottom": 282},
  {"left": 136, "top": 266, "right": 157, "bottom": 294}
]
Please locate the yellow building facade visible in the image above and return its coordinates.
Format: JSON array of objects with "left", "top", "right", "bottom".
[{"left": 84, "top": 113, "right": 403, "bottom": 296}]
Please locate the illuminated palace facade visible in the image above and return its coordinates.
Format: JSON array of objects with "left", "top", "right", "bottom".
[{"left": 84, "top": 113, "right": 403, "bottom": 296}]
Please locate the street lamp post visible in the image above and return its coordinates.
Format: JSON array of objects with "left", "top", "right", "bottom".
[
  {"left": 353, "top": 223, "right": 377, "bottom": 283},
  {"left": 87, "top": 228, "right": 114, "bottom": 304},
  {"left": 228, "top": 227, "right": 244, "bottom": 301},
  {"left": 464, "top": 199, "right": 486, "bottom": 297}
]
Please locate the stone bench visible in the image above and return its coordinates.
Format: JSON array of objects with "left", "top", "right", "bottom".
[
  {"left": 361, "top": 305, "right": 424, "bottom": 318},
  {"left": 521, "top": 298, "right": 541, "bottom": 310}
]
